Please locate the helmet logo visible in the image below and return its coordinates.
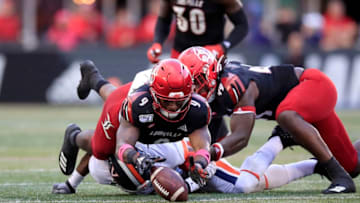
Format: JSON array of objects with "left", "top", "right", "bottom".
[
  {"left": 193, "top": 47, "right": 215, "bottom": 64},
  {"left": 168, "top": 92, "right": 185, "bottom": 97}
]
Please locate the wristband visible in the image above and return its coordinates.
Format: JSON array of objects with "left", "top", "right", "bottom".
[
  {"left": 233, "top": 106, "right": 256, "bottom": 114},
  {"left": 212, "top": 142, "right": 224, "bottom": 161},
  {"left": 195, "top": 149, "right": 210, "bottom": 165},
  {"left": 117, "top": 144, "right": 134, "bottom": 162}
]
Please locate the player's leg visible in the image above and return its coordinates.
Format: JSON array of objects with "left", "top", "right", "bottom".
[
  {"left": 53, "top": 127, "right": 94, "bottom": 194},
  {"left": 58, "top": 124, "right": 82, "bottom": 175},
  {"left": 313, "top": 112, "right": 359, "bottom": 177},
  {"left": 88, "top": 155, "right": 114, "bottom": 185},
  {"left": 234, "top": 136, "right": 283, "bottom": 193},
  {"left": 254, "top": 159, "right": 317, "bottom": 192},
  {"left": 77, "top": 60, "right": 115, "bottom": 100},
  {"left": 53, "top": 153, "right": 91, "bottom": 194},
  {"left": 352, "top": 139, "right": 360, "bottom": 177},
  {"left": 54, "top": 85, "right": 127, "bottom": 194},
  {"left": 276, "top": 68, "right": 355, "bottom": 194}
]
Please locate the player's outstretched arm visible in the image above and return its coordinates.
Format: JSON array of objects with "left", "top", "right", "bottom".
[
  {"left": 115, "top": 118, "right": 140, "bottom": 163},
  {"left": 220, "top": 0, "right": 249, "bottom": 51},
  {"left": 147, "top": 0, "right": 172, "bottom": 63},
  {"left": 212, "top": 82, "right": 258, "bottom": 159},
  {"left": 188, "top": 126, "right": 211, "bottom": 186}
]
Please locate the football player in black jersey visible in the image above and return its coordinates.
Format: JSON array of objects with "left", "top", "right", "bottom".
[
  {"left": 116, "top": 59, "right": 212, "bottom": 187},
  {"left": 147, "top": 0, "right": 248, "bottom": 63},
  {"left": 178, "top": 46, "right": 357, "bottom": 194}
]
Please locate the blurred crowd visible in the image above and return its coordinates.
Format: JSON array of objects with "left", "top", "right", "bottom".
[{"left": 0, "top": 0, "right": 359, "bottom": 61}]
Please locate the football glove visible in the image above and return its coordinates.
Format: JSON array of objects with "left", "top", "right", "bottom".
[
  {"left": 147, "top": 43, "right": 162, "bottom": 63},
  {"left": 204, "top": 44, "right": 225, "bottom": 59},
  {"left": 135, "top": 153, "right": 166, "bottom": 177},
  {"left": 204, "top": 161, "right": 217, "bottom": 179},
  {"left": 188, "top": 156, "right": 208, "bottom": 187}
]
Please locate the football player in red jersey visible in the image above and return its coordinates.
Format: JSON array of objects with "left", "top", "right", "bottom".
[
  {"left": 53, "top": 59, "right": 212, "bottom": 194},
  {"left": 178, "top": 46, "right": 359, "bottom": 194},
  {"left": 147, "top": 0, "right": 248, "bottom": 63}
]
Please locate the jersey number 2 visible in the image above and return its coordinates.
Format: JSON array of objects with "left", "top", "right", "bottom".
[{"left": 173, "top": 6, "right": 206, "bottom": 35}]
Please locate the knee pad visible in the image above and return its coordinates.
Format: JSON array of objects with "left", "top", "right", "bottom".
[
  {"left": 234, "top": 170, "right": 260, "bottom": 193},
  {"left": 89, "top": 156, "right": 113, "bottom": 185}
]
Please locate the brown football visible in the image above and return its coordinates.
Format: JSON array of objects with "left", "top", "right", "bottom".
[{"left": 150, "top": 166, "right": 188, "bottom": 201}]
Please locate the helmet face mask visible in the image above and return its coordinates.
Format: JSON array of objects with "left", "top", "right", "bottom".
[
  {"left": 178, "top": 46, "right": 219, "bottom": 101},
  {"left": 149, "top": 59, "right": 193, "bottom": 122}
]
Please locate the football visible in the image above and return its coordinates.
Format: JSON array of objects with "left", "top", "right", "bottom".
[{"left": 150, "top": 166, "right": 188, "bottom": 201}]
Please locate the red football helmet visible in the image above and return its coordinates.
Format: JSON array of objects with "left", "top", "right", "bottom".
[
  {"left": 150, "top": 59, "right": 193, "bottom": 122},
  {"left": 178, "top": 46, "right": 220, "bottom": 102}
]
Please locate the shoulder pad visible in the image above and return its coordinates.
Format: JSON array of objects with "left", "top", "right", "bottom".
[
  {"left": 220, "top": 73, "right": 246, "bottom": 104},
  {"left": 121, "top": 91, "right": 147, "bottom": 124},
  {"left": 191, "top": 94, "right": 212, "bottom": 125}
]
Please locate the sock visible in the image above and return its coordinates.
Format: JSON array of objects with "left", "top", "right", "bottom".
[
  {"left": 257, "top": 159, "right": 317, "bottom": 190},
  {"left": 69, "top": 130, "right": 80, "bottom": 147},
  {"left": 68, "top": 170, "right": 85, "bottom": 189},
  {"left": 95, "top": 80, "right": 109, "bottom": 93}
]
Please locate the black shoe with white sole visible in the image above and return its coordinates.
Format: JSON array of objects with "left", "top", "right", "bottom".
[
  {"left": 77, "top": 60, "right": 107, "bottom": 100},
  {"left": 59, "top": 124, "right": 81, "bottom": 175}
]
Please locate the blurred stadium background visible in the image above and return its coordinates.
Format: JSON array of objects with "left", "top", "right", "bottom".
[
  {"left": 1, "top": 0, "right": 360, "bottom": 202},
  {"left": 0, "top": 0, "right": 359, "bottom": 106}
]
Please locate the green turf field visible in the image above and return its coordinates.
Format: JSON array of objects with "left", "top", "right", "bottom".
[{"left": 0, "top": 104, "right": 359, "bottom": 202}]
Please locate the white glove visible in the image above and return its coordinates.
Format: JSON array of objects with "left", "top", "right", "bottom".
[{"left": 204, "top": 161, "right": 217, "bottom": 179}]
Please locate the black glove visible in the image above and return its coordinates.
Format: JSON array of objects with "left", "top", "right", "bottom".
[
  {"left": 135, "top": 154, "right": 166, "bottom": 177},
  {"left": 188, "top": 156, "right": 208, "bottom": 187}
]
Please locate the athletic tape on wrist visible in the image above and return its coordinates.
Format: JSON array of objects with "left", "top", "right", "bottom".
[
  {"left": 117, "top": 144, "right": 135, "bottom": 162},
  {"left": 195, "top": 149, "right": 210, "bottom": 165}
]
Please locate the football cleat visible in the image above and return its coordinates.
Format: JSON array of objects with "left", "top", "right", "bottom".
[
  {"left": 322, "top": 181, "right": 356, "bottom": 194},
  {"left": 59, "top": 124, "right": 81, "bottom": 175},
  {"left": 268, "top": 125, "right": 298, "bottom": 149},
  {"left": 52, "top": 181, "right": 76, "bottom": 194},
  {"left": 319, "top": 157, "right": 356, "bottom": 194},
  {"left": 77, "top": 60, "right": 104, "bottom": 100}
]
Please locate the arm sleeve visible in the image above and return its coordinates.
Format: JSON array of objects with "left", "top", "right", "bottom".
[
  {"left": 222, "top": 8, "right": 248, "bottom": 50},
  {"left": 154, "top": 15, "right": 173, "bottom": 44}
]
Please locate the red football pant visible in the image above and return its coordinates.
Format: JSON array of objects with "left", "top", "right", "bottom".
[
  {"left": 276, "top": 69, "right": 358, "bottom": 173},
  {"left": 91, "top": 82, "right": 132, "bottom": 160}
]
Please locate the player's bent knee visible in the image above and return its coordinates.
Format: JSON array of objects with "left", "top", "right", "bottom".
[
  {"left": 234, "top": 172, "right": 259, "bottom": 193},
  {"left": 89, "top": 156, "right": 113, "bottom": 185}
]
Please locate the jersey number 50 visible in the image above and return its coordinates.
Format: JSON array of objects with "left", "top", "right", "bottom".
[{"left": 173, "top": 6, "right": 206, "bottom": 35}]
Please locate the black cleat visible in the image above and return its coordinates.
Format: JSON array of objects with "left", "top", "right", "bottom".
[
  {"left": 77, "top": 60, "right": 102, "bottom": 100},
  {"left": 52, "top": 181, "right": 76, "bottom": 194},
  {"left": 59, "top": 124, "right": 81, "bottom": 175},
  {"left": 319, "top": 157, "right": 356, "bottom": 194},
  {"left": 322, "top": 181, "right": 356, "bottom": 194},
  {"left": 268, "top": 125, "right": 298, "bottom": 149}
]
